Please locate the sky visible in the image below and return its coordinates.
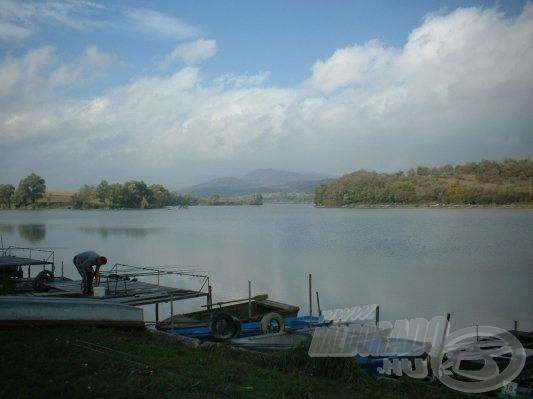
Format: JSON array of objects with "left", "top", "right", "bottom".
[{"left": 1, "top": 0, "right": 532, "bottom": 190}]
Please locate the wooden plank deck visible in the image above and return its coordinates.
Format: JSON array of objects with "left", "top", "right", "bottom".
[
  {"left": 41, "top": 279, "right": 208, "bottom": 306},
  {"left": 0, "top": 255, "right": 54, "bottom": 268},
  {"left": 2, "top": 250, "right": 210, "bottom": 320}
]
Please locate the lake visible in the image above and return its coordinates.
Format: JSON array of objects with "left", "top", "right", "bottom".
[{"left": 1, "top": 205, "right": 532, "bottom": 332}]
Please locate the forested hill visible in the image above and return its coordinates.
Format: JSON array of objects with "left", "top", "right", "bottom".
[{"left": 314, "top": 159, "right": 533, "bottom": 207}]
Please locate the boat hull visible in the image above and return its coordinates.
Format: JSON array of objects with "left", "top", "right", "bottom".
[
  {"left": 157, "top": 296, "right": 300, "bottom": 330},
  {"left": 0, "top": 296, "right": 145, "bottom": 329},
  {"left": 166, "top": 316, "right": 320, "bottom": 341},
  {"left": 230, "top": 328, "right": 314, "bottom": 351}
]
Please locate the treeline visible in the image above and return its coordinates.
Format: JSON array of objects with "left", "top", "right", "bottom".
[
  {"left": 0, "top": 173, "right": 46, "bottom": 209},
  {"left": 0, "top": 175, "right": 263, "bottom": 209},
  {"left": 71, "top": 181, "right": 263, "bottom": 208},
  {"left": 70, "top": 180, "right": 193, "bottom": 209},
  {"left": 314, "top": 159, "right": 533, "bottom": 207}
]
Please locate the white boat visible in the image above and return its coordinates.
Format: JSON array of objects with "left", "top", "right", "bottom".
[
  {"left": 0, "top": 296, "right": 144, "bottom": 329},
  {"left": 230, "top": 328, "right": 314, "bottom": 351}
]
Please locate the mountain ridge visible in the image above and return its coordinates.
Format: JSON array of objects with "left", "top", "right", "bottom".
[{"left": 179, "top": 169, "right": 335, "bottom": 197}]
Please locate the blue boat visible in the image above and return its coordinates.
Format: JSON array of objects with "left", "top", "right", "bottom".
[
  {"left": 353, "top": 337, "right": 431, "bottom": 377},
  {"left": 156, "top": 294, "right": 300, "bottom": 331},
  {"left": 165, "top": 315, "right": 321, "bottom": 341}
]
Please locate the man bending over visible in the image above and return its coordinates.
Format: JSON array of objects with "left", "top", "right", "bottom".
[{"left": 73, "top": 251, "right": 107, "bottom": 296}]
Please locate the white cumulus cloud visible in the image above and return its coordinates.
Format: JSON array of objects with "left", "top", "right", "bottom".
[
  {"left": 125, "top": 8, "right": 198, "bottom": 39},
  {"left": 162, "top": 38, "right": 217, "bottom": 67},
  {"left": 1, "top": 4, "right": 532, "bottom": 189}
]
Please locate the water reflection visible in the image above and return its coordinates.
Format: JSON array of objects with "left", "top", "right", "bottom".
[
  {"left": 18, "top": 224, "right": 46, "bottom": 243},
  {"left": 79, "top": 226, "right": 165, "bottom": 239},
  {"left": 0, "top": 225, "right": 15, "bottom": 235}
]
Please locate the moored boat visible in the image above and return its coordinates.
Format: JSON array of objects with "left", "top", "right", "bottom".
[
  {"left": 156, "top": 294, "right": 300, "bottom": 330},
  {"left": 164, "top": 315, "right": 320, "bottom": 342},
  {"left": 0, "top": 296, "right": 145, "bottom": 329},
  {"left": 230, "top": 327, "right": 315, "bottom": 351}
]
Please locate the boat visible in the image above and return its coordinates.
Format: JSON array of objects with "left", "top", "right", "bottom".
[
  {"left": 229, "top": 322, "right": 430, "bottom": 364},
  {"left": 156, "top": 294, "right": 300, "bottom": 331},
  {"left": 0, "top": 296, "right": 145, "bottom": 329},
  {"left": 352, "top": 337, "right": 432, "bottom": 377},
  {"left": 439, "top": 335, "right": 533, "bottom": 395},
  {"left": 230, "top": 327, "right": 315, "bottom": 351},
  {"left": 164, "top": 314, "right": 320, "bottom": 342}
]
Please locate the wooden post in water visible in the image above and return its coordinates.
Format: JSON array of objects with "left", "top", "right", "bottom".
[
  {"left": 308, "top": 274, "right": 312, "bottom": 327},
  {"left": 435, "top": 313, "right": 451, "bottom": 362},
  {"left": 170, "top": 293, "right": 174, "bottom": 330},
  {"left": 248, "top": 281, "right": 252, "bottom": 322}
]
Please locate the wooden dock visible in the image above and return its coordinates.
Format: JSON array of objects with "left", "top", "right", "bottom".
[
  {"left": 1, "top": 252, "right": 55, "bottom": 294},
  {"left": 1, "top": 248, "right": 212, "bottom": 325},
  {"left": 42, "top": 279, "right": 209, "bottom": 307}
]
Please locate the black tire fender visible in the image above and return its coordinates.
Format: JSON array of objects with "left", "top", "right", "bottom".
[
  {"left": 209, "top": 313, "right": 236, "bottom": 341},
  {"left": 33, "top": 270, "right": 54, "bottom": 292},
  {"left": 231, "top": 316, "right": 242, "bottom": 338},
  {"left": 260, "top": 312, "right": 285, "bottom": 334}
]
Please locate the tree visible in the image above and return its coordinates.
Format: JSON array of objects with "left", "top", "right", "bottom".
[
  {"left": 95, "top": 180, "right": 110, "bottom": 204},
  {"left": 70, "top": 185, "right": 95, "bottom": 209},
  {"left": 207, "top": 194, "right": 221, "bottom": 205},
  {"left": 0, "top": 184, "right": 15, "bottom": 208},
  {"left": 108, "top": 183, "right": 124, "bottom": 208},
  {"left": 122, "top": 180, "right": 151, "bottom": 208},
  {"left": 15, "top": 173, "right": 46, "bottom": 208},
  {"left": 248, "top": 193, "right": 263, "bottom": 205},
  {"left": 149, "top": 184, "right": 171, "bottom": 208}
]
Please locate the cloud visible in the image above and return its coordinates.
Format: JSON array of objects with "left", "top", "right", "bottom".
[
  {"left": 0, "top": 46, "right": 56, "bottom": 99},
  {"left": 1, "top": 4, "right": 532, "bottom": 189},
  {"left": 49, "top": 45, "right": 115, "bottom": 88},
  {"left": 305, "top": 39, "right": 398, "bottom": 94},
  {"left": 213, "top": 72, "right": 271, "bottom": 88},
  {"left": 0, "top": 0, "right": 35, "bottom": 40},
  {"left": 0, "top": 0, "right": 106, "bottom": 41},
  {"left": 0, "top": 20, "right": 31, "bottom": 40},
  {"left": 125, "top": 8, "right": 198, "bottom": 39},
  {"left": 0, "top": 44, "right": 114, "bottom": 101},
  {"left": 162, "top": 38, "right": 217, "bottom": 67}
]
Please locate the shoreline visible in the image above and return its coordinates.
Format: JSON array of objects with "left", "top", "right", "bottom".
[
  {"left": 2, "top": 202, "right": 533, "bottom": 210},
  {"left": 315, "top": 202, "right": 533, "bottom": 209}
]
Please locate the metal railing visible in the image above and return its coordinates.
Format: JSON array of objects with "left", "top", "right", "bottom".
[
  {"left": 0, "top": 246, "right": 55, "bottom": 277},
  {"left": 103, "top": 262, "right": 209, "bottom": 295}
]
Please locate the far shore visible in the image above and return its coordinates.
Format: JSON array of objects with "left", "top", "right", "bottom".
[{"left": 0, "top": 190, "right": 531, "bottom": 209}]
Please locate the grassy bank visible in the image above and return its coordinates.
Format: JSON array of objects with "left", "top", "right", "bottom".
[{"left": 0, "top": 326, "right": 469, "bottom": 399}]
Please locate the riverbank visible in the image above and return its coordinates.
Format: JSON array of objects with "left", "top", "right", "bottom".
[
  {"left": 14, "top": 189, "right": 533, "bottom": 209},
  {"left": 0, "top": 326, "right": 468, "bottom": 399},
  {"left": 319, "top": 202, "right": 533, "bottom": 209}
]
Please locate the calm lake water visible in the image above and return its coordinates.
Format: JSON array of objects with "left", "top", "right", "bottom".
[{"left": 1, "top": 205, "right": 532, "bottom": 331}]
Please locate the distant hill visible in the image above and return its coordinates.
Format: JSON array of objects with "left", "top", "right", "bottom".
[
  {"left": 180, "top": 169, "right": 335, "bottom": 197},
  {"left": 315, "top": 159, "right": 533, "bottom": 207}
]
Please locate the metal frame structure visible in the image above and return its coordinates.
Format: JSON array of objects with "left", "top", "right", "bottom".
[{"left": 0, "top": 246, "right": 55, "bottom": 277}]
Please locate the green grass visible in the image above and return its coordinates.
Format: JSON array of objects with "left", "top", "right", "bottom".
[{"left": 0, "top": 327, "right": 469, "bottom": 399}]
